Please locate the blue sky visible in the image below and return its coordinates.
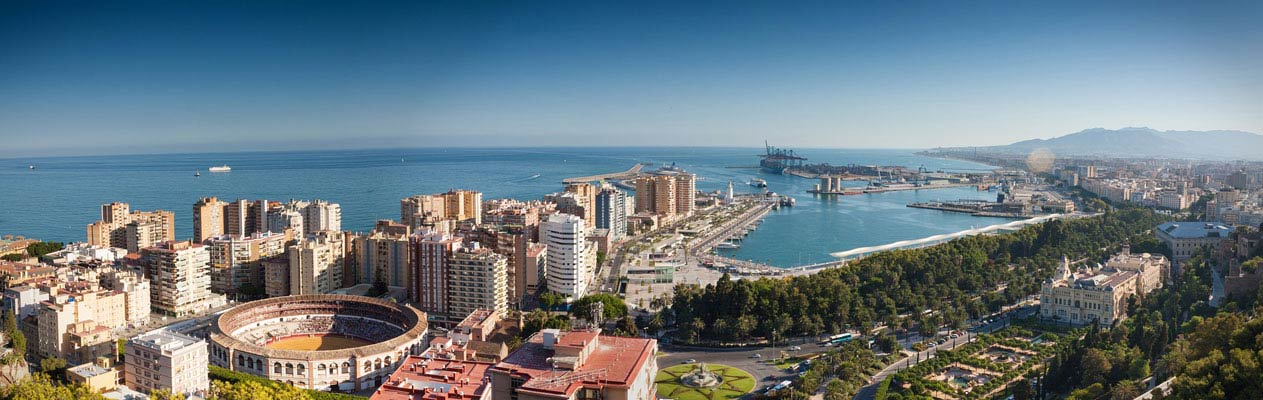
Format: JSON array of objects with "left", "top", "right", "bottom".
[{"left": 1, "top": 0, "right": 1261, "bottom": 156}]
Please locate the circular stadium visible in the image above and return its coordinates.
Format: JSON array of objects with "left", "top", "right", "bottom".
[{"left": 207, "top": 294, "right": 429, "bottom": 392}]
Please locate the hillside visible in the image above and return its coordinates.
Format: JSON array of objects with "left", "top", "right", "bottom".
[{"left": 977, "top": 127, "right": 1263, "bottom": 160}]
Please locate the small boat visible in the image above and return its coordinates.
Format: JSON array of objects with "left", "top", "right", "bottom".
[
  {"left": 715, "top": 242, "right": 741, "bottom": 249},
  {"left": 209, "top": 165, "right": 231, "bottom": 172},
  {"left": 194, "top": 171, "right": 201, "bottom": 177},
  {"left": 28, "top": 165, "right": 35, "bottom": 170},
  {"left": 749, "top": 178, "right": 767, "bottom": 188}
]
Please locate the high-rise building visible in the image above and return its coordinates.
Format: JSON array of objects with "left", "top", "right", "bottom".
[
  {"left": 267, "top": 208, "right": 305, "bottom": 237},
  {"left": 204, "top": 231, "right": 291, "bottom": 298},
  {"left": 138, "top": 241, "right": 215, "bottom": 317},
  {"left": 193, "top": 197, "right": 227, "bottom": 243},
  {"left": 401, "top": 190, "right": 482, "bottom": 231},
  {"left": 125, "top": 330, "right": 209, "bottom": 398},
  {"left": 448, "top": 246, "right": 509, "bottom": 318},
  {"left": 224, "top": 199, "right": 269, "bottom": 237},
  {"left": 564, "top": 183, "right": 597, "bottom": 226},
  {"left": 633, "top": 173, "right": 696, "bottom": 219},
  {"left": 409, "top": 231, "right": 462, "bottom": 314},
  {"left": 354, "top": 220, "right": 412, "bottom": 288},
  {"left": 285, "top": 231, "right": 346, "bottom": 296},
  {"left": 1226, "top": 170, "right": 1251, "bottom": 190},
  {"left": 674, "top": 173, "right": 696, "bottom": 215},
  {"left": 302, "top": 199, "right": 342, "bottom": 233},
  {"left": 483, "top": 199, "right": 553, "bottom": 242},
  {"left": 543, "top": 213, "right": 591, "bottom": 299},
  {"left": 595, "top": 187, "right": 628, "bottom": 240},
  {"left": 87, "top": 203, "right": 175, "bottom": 253},
  {"left": 463, "top": 225, "right": 531, "bottom": 306}
]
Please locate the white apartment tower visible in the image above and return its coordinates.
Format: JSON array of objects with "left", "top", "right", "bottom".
[{"left": 543, "top": 213, "right": 591, "bottom": 299}]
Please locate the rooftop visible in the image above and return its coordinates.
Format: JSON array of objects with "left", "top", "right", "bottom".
[
  {"left": 372, "top": 355, "right": 494, "bottom": 400},
  {"left": 1157, "top": 222, "right": 1233, "bottom": 239},
  {"left": 130, "top": 330, "right": 204, "bottom": 353},
  {"left": 68, "top": 363, "right": 114, "bottom": 378},
  {"left": 491, "top": 329, "right": 656, "bottom": 398}
]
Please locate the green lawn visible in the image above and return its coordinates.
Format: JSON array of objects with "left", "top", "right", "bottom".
[{"left": 655, "top": 363, "right": 755, "bottom": 400}]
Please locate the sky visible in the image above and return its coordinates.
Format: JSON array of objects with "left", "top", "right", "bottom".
[{"left": 1, "top": 0, "right": 1261, "bottom": 157}]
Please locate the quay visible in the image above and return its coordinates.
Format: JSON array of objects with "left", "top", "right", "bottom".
[
  {"left": 687, "top": 200, "right": 781, "bottom": 274},
  {"left": 562, "top": 163, "right": 647, "bottom": 184},
  {"left": 807, "top": 182, "right": 977, "bottom": 195},
  {"left": 907, "top": 200, "right": 1036, "bottom": 218}
]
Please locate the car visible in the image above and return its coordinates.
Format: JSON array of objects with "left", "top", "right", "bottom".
[
  {"left": 682, "top": 359, "right": 697, "bottom": 364},
  {"left": 949, "top": 334, "right": 960, "bottom": 339},
  {"left": 790, "top": 346, "right": 802, "bottom": 351},
  {"left": 751, "top": 353, "right": 763, "bottom": 358}
]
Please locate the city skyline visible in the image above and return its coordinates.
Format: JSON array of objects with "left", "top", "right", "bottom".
[{"left": 3, "top": 1, "right": 1262, "bottom": 157}]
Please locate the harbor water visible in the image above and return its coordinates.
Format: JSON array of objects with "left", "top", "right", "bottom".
[{"left": 0, "top": 147, "right": 1003, "bottom": 267}]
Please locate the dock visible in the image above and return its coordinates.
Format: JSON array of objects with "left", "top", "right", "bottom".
[{"left": 562, "top": 163, "right": 647, "bottom": 184}]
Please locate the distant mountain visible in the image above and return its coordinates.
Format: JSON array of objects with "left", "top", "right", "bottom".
[{"left": 980, "top": 127, "right": 1263, "bottom": 160}]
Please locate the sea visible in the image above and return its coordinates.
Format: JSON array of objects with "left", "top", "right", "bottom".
[{"left": 0, "top": 147, "right": 1005, "bottom": 267}]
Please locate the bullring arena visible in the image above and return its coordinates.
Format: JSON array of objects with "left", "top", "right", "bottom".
[{"left": 207, "top": 294, "right": 429, "bottom": 392}]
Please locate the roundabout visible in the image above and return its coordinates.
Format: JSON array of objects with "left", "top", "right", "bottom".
[{"left": 656, "top": 363, "right": 755, "bottom": 400}]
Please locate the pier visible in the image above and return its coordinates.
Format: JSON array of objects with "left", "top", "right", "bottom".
[
  {"left": 562, "top": 163, "right": 647, "bottom": 184},
  {"left": 688, "top": 200, "right": 781, "bottom": 274},
  {"left": 907, "top": 200, "right": 1037, "bottom": 218}
]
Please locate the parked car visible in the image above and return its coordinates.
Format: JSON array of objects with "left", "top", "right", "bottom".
[
  {"left": 751, "top": 353, "right": 763, "bottom": 359},
  {"left": 790, "top": 346, "right": 802, "bottom": 351},
  {"left": 683, "top": 358, "right": 697, "bottom": 364}
]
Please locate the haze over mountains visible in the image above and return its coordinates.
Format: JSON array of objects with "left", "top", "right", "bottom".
[{"left": 965, "top": 127, "right": 1263, "bottom": 160}]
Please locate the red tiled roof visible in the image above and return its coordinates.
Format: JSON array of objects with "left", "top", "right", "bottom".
[
  {"left": 372, "top": 355, "right": 493, "bottom": 400},
  {"left": 491, "top": 330, "right": 656, "bottom": 398}
]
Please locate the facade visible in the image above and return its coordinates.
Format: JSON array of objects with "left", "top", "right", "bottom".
[
  {"left": 488, "top": 329, "right": 658, "bottom": 400},
  {"left": 125, "top": 330, "right": 210, "bottom": 397},
  {"left": 633, "top": 173, "right": 696, "bottom": 219},
  {"left": 1155, "top": 221, "right": 1233, "bottom": 267},
  {"left": 2, "top": 285, "right": 49, "bottom": 321},
  {"left": 67, "top": 359, "right": 120, "bottom": 393},
  {"left": 1103, "top": 245, "right": 1169, "bottom": 291},
  {"left": 193, "top": 197, "right": 228, "bottom": 243},
  {"left": 100, "top": 268, "right": 152, "bottom": 327},
  {"left": 595, "top": 187, "right": 628, "bottom": 240},
  {"left": 563, "top": 183, "right": 597, "bottom": 226},
  {"left": 401, "top": 190, "right": 482, "bottom": 232},
  {"left": 355, "top": 220, "right": 412, "bottom": 289},
  {"left": 448, "top": 247, "right": 509, "bottom": 318},
  {"left": 87, "top": 203, "right": 175, "bottom": 253},
  {"left": 138, "top": 241, "right": 216, "bottom": 317},
  {"left": 1039, "top": 252, "right": 1164, "bottom": 327},
  {"left": 542, "top": 214, "right": 591, "bottom": 299},
  {"left": 36, "top": 283, "right": 128, "bottom": 363},
  {"left": 287, "top": 231, "right": 346, "bottom": 295},
  {"left": 204, "top": 231, "right": 292, "bottom": 297},
  {"left": 409, "top": 231, "right": 462, "bottom": 314},
  {"left": 206, "top": 295, "right": 429, "bottom": 392}
]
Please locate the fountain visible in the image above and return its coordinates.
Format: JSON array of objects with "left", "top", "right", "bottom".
[{"left": 680, "top": 362, "right": 723, "bottom": 389}]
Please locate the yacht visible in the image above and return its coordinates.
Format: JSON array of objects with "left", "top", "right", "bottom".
[
  {"left": 749, "top": 178, "right": 767, "bottom": 188},
  {"left": 715, "top": 241, "right": 741, "bottom": 249},
  {"left": 209, "top": 165, "right": 232, "bottom": 172}
]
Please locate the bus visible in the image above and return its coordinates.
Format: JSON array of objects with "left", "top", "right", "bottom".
[{"left": 820, "top": 333, "right": 855, "bottom": 346}]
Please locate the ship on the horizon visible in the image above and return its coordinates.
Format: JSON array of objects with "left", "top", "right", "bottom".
[{"left": 209, "top": 165, "right": 232, "bottom": 172}]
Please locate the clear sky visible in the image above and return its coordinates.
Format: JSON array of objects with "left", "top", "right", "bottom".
[{"left": 2, "top": 0, "right": 1261, "bottom": 156}]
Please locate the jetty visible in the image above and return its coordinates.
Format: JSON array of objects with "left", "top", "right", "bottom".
[{"left": 562, "top": 163, "right": 647, "bottom": 184}]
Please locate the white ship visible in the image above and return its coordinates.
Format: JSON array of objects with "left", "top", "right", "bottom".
[{"left": 209, "top": 165, "right": 232, "bottom": 172}]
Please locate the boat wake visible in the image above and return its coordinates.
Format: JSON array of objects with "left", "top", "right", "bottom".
[{"left": 516, "top": 174, "right": 542, "bottom": 182}]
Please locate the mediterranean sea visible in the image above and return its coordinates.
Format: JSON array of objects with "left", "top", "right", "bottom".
[{"left": 0, "top": 147, "right": 1003, "bottom": 267}]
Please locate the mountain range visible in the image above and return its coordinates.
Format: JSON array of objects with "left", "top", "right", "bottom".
[{"left": 976, "top": 127, "right": 1263, "bottom": 160}]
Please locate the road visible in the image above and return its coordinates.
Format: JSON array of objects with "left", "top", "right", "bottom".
[{"left": 658, "top": 336, "right": 833, "bottom": 395}]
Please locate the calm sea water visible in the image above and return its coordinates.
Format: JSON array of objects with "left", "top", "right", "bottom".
[{"left": 0, "top": 147, "right": 1002, "bottom": 267}]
